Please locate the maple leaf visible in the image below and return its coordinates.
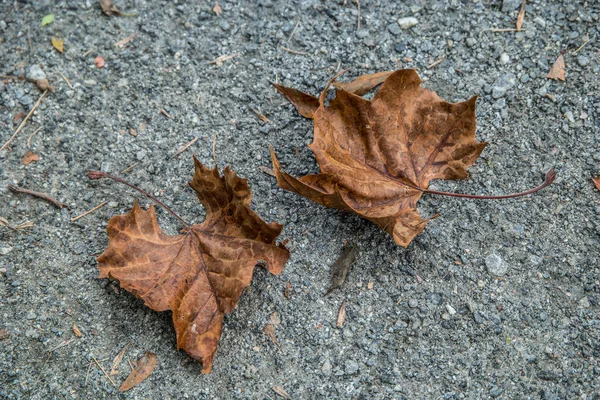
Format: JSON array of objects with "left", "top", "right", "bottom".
[
  {"left": 271, "top": 69, "right": 555, "bottom": 247},
  {"left": 94, "top": 157, "right": 290, "bottom": 373}
]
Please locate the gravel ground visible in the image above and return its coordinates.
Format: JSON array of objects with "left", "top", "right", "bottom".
[{"left": 1, "top": 0, "right": 599, "bottom": 398}]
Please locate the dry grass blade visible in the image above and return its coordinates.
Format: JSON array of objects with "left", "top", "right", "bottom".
[
  {"left": 170, "top": 137, "right": 198, "bottom": 159},
  {"left": 336, "top": 299, "right": 346, "bottom": 328},
  {"left": 119, "top": 352, "right": 157, "bottom": 392},
  {"left": 100, "top": 0, "right": 121, "bottom": 16},
  {"left": 1, "top": 90, "right": 47, "bottom": 151},
  {"left": 110, "top": 343, "right": 130, "bottom": 376},
  {"left": 516, "top": 0, "right": 526, "bottom": 31},
  {"left": 71, "top": 201, "right": 107, "bottom": 221},
  {"left": 93, "top": 357, "right": 117, "bottom": 386},
  {"left": 208, "top": 54, "right": 236, "bottom": 67},
  {"left": 280, "top": 46, "right": 308, "bottom": 55},
  {"left": 426, "top": 57, "right": 446, "bottom": 69},
  {"left": 272, "top": 386, "right": 291, "bottom": 399},
  {"left": 114, "top": 33, "right": 137, "bottom": 47},
  {"left": 251, "top": 108, "right": 270, "bottom": 123}
]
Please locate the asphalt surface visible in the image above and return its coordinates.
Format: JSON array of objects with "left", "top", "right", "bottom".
[{"left": 1, "top": 0, "right": 599, "bottom": 399}]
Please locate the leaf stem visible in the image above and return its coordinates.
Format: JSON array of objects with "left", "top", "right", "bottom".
[
  {"left": 422, "top": 168, "right": 556, "bottom": 200},
  {"left": 88, "top": 171, "right": 190, "bottom": 229}
]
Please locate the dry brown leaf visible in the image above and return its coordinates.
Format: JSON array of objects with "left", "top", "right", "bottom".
[
  {"left": 94, "top": 56, "right": 105, "bottom": 68},
  {"left": 72, "top": 324, "right": 82, "bottom": 337},
  {"left": 51, "top": 36, "right": 64, "bottom": 53},
  {"left": 212, "top": 2, "right": 222, "bottom": 16},
  {"left": 118, "top": 351, "right": 157, "bottom": 391},
  {"left": 593, "top": 177, "right": 600, "bottom": 191},
  {"left": 263, "top": 323, "right": 278, "bottom": 344},
  {"left": 516, "top": 0, "right": 526, "bottom": 31},
  {"left": 271, "top": 70, "right": 487, "bottom": 247},
  {"left": 100, "top": 0, "right": 121, "bottom": 16},
  {"left": 325, "top": 245, "right": 358, "bottom": 295},
  {"left": 273, "top": 84, "right": 320, "bottom": 118},
  {"left": 284, "top": 281, "right": 291, "bottom": 299},
  {"left": 367, "top": 281, "right": 374, "bottom": 289},
  {"left": 547, "top": 54, "right": 565, "bottom": 81},
  {"left": 0, "top": 329, "right": 9, "bottom": 340},
  {"left": 272, "top": 386, "right": 291, "bottom": 399},
  {"left": 336, "top": 299, "right": 346, "bottom": 328},
  {"left": 21, "top": 151, "right": 39, "bottom": 165},
  {"left": 36, "top": 78, "right": 55, "bottom": 92},
  {"left": 97, "top": 157, "right": 290, "bottom": 373},
  {"left": 110, "top": 343, "right": 130, "bottom": 375},
  {"left": 332, "top": 71, "right": 394, "bottom": 96}
]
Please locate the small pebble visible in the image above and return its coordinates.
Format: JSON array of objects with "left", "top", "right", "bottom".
[
  {"left": 408, "top": 299, "right": 418, "bottom": 308},
  {"left": 220, "top": 20, "right": 231, "bottom": 31},
  {"left": 499, "top": 53, "right": 510, "bottom": 65},
  {"left": 486, "top": 254, "right": 508, "bottom": 276},
  {"left": 446, "top": 304, "right": 456, "bottom": 315},
  {"left": 397, "top": 17, "right": 418, "bottom": 30},
  {"left": 0, "top": 20, "right": 7, "bottom": 30},
  {"left": 576, "top": 55, "right": 589, "bottom": 67},
  {"left": 579, "top": 296, "right": 590, "bottom": 308},
  {"left": 27, "top": 65, "right": 46, "bottom": 82},
  {"left": 345, "top": 360, "right": 359, "bottom": 375},
  {"left": 387, "top": 23, "right": 401, "bottom": 35}
]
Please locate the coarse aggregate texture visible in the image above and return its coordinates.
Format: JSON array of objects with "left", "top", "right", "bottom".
[{"left": 1, "top": 0, "right": 599, "bottom": 399}]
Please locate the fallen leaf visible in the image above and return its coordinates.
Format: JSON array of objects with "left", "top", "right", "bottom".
[
  {"left": 21, "top": 151, "right": 39, "bottom": 165},
  {"left": 336, "top": 299, "right": 346, "bottom": 328},
  {"left": 114, "top": 33, "right": 137, "bottom": 48},
  {"left": 94, "top": 56, "right": 105, "bottom": 68},
  {"left": 110, "top": 342, "right": 130, "bottom": 375},
  {"left": 367, "top": 281, "right": 374, "bottom": 289},
  {"left": 271, "top": 69, "right": 487, "bottom": 247},
  {"left": 41, "top": 14, "right": 55, "bottom": 26},
  {"left": 547, "top": 54, "right": 565, "bottom": 81},
  {"left": 332, "top": 71, "right": 394, "bottom": 96},
  {"left": 13, "top": 112, "right": 25, "bottom": 121},
  {"left": 272, "top": 386, "right": 291, "bottom": 399},
  {"left": 258, "top": 166, "right": 276, "bottom": 177},
  {"left": 51, "top": 36, "right": 64, "bottom": 53},
  {"left": 516, "top": 0, "right": 526, "bottom": 31},
  {"left": 263, "top": 323, "right": 278, "bottom": 344},
  {"left": 212, "top": 2, "right": 222, "bottom": 16},
  {"left": 251, "top": 108, "right": 270, "bottom": 123},
  {"left": 97, "top": 157, "right": 290, "bottom": 373},
  {"left": 284, "top": 281, "right": 291, "bottom": 299},
  {"left": 118, "top": 351, "right": 157, "bottom": 392},
  {"left": 100, "top": 0, "right": 121, "bottom": 16},
  {"left": 324, "top": 245, "right": 358, "bottom": 295},
  {"left": 273, "top": 84, "right": 320, "bottom": 118},
  {"left": 593, "top": 177, "right": 600, "bottom": 191},
  {"left": 0, "top": 329, "right": 9, "bottom": 340},
  {"left": 73, "top": 324, "right": 82, "bottom": 337}
]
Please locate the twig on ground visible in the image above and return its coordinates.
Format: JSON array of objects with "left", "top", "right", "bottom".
[
  {"left": 1, "top": 90, "right": 47, "bottom": 151},
  {"left": 170, "top": 137, "right": 198, "bottom": 159},
  {"left": 48, "top": 338, "right": 77, "bottom": 353},
  {"left": 486, "top": 28, "right": 524, "bottom": 32},
  {"left": 121, "top": 163, "right": 137, "bottom": 174},
  {"left": 8, "top": 185, "right": 68, "bottom": 208},
  {"left": 92, "top": 357, "right": 116, "bottom": 386},
  {"left": 82, "top": 48, "right": 94, "bottom": 57},
  {"left": 71, "top": 201, "right": 107, "bottom": 222},
  {"left": 287, "top": 21, "right": 299, "bottom": 43},
  {"left": 280, "top": 46, "right": 308, "bottom": 55},
  {"left": 26, "top": 126, "right": 42, "bottom": 148},
  {"left": 427, "top": 57, "right": 446, "bottom": 69},
  {"left": 572, "top": 39, "right": 589, "bottom": 54},
  {"left": 55, "top": 68, "right": 73, "bottom": 88},
  {"left": 355, "top": 0, "right": 361, "bottom": 30}
]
